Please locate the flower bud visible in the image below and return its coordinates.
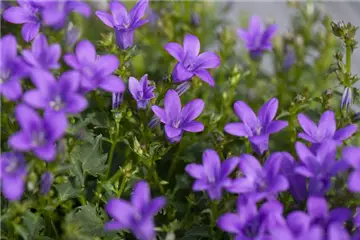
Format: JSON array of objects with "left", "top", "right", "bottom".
[{"left": 341, "top": 87, "right": 352, "bottom": 110}]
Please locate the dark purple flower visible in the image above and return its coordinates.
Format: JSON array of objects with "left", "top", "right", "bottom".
[
  {"left": 151, "top": 90, "right": 205, "bottom": 143},
  {"left": 190, "top": 13, "right": 200, "bottom": 27},
  {"left": 227, "top": 153, "right": 289, "bottom": 201},
  {"left": 283, "top": 46, "right": 296, "bottom": 71},
  {"left": 40, "top": 0, "right": 91, "bottom": 29},
  {"left": 237, "top": 15, "right": 277, "bottom": 59},
  {"left": 22, "top": 33, "right": 61, "bottom": 71},
  {"left": 24, "top": 70, "right": 87, "bottom": 120},
  {"left": 8, "top": 104, "right": 67, "bottom": 161},
  {"left": 342, "top": 146, "right": 360, "bottom": 192},
  {"left": 224, "top": 98, "right": 288, "bottom": 155},
  {"left": 295, "top": 140, "right": 348, "bottom": 196},
  {"left": 297, "top": 110, "right": 357, "bottom": 148},
  {"left": 64, "top": 40, "right": 125, "bottom": 93},
  {"left": 2, "top": 0, "right": 43, "bottom": 42},
  {"left": 129, "top": 74, "right": 155, "bottom": 109},
  {"left": 0, "top": 34, "right": 27, "bottom": 101},
  {"left": 40, "top": 171, "right": 53, "bottom": 195},
  {"left": 0, "top": 152, "right": 27, "bottom": 201},
  {"left": 185, "top": 149, "right": 239, "bottom": 200},
  {"left": 112, "top": 92, "right": 124, "bottom": 110},
  {"left": 96, "top": 0, "right": 149, "bottom": 49},
  {"left": 164, "top": 34, "right": 220, "bottom": 87},
  {"left": 105, "top": 181, "right": 166, "bottom": 240},
  {"left": 341, "top": 87, "right": 353, "bottom": 111},
  {"left": 217, "top": 196, "right": 284, "bottom": 239}
]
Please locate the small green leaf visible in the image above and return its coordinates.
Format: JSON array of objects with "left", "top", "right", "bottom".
[
  {"left": 55, "top": 182, "right": 80, "bottom": 202},
  {"left": 22, "top": 212, "right": 44, "bottom": 239}
]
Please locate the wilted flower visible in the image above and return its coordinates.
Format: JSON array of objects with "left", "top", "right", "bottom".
[
  {"left": 0, "top": 152, "right": 27, "bottom": 201},
  {"left": 40, "top": 171, "right": 53, "bottom": 195},
  {"left": 24, "top": 70, "right": 88, "bottom": 122},
  {"left": 96, "top": 0, "right": 149, "bottom": 49},
  {"left": 9, "top": 104, "right": 67, "bottom": 161},
  {"left": 297, "top": 110, "right": 358, "bottom": 150},
  {"left": 105, "top": 181, "right": 166, "bottom": 240},
  {"left": 224, "top": 98, "right": 288, "bottom": 155},
  {"left": 165, "top": 34, "right": 220, "bottom": 87},
  {"left": 341, "top": 87, "right": 353, "bottom": 110},
  {"left": 65, "top": 22, "right": 81, "bottom": 48},
  {"left": 342, "top": 146, "right": 360, "bottom": 192},
  {"left": 295, "top": 140, "right": 348, "bottom": 196},
  {"left": 64, "top": 40, "right": 125, "bottom": 93},
  {"left": 237, "top": 15, "right": 277, "bottom": 59},
  {"left": 175, "top": 81, "right": 191, "bottom": 96},
  {"left": 22, "top": 33, "right": 61, "bottom": 71},
  {"left": 0, "top": 34, "right": 27, "bottom": 101},
  {"left": 185, "top": 149, "right": 239, "bottom": 200},
  {"left": 151, "top": 90, "right": 205, "bottom": 143},
  {"left": 227, "top": 153, "right": 289, "bottom": 201},
  {"left": 129, "top": 74, "right": 155, "bottom": 109}
]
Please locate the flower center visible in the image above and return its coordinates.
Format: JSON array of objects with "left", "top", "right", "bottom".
[
  {"left": 173, "top": 119, "right": 181, "bottom": 128},
  {"left": 136, "top": 90, "right": 144, "bottom": 100},
  {"left": 82, "top": 65, "right": 95, "bottom": 78},
  {"left": 256, "top": 178, "right": 267, "bottom": 191},
  {"left": 243, "top": 217, "right": 261, "bottom": 238},
  {"left": 49, "top": 95, "right": 64, "bottom": 111},
  {"left": 183, "top": 58, "right": 197, "bottom": 71},
  {"left": 32, "top": 131, "right": 45, "bottom": 147}
]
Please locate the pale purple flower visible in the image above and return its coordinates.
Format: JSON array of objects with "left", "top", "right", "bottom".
[
  {"left": 341, "top": 87, "right": 353, "bottom": 111},
  {"left": 64, "top": 40, "right": 125, "bottom": 93},
  {"left": 185, "top": 149, "right": 239, "bottom": 200},
  {"left": 295, "top": 140, "right": 348, "bottom": 196},
  {"left": 96, "top": 0, "right": 149, "bottom": 49},
  {"left": 342, "top": 146, "right": 360, "bottom": 192},
  {"left": 65, "top": 22, "right": 81, "bottom": 47},
  {"left": 40, "top": 171, "right": 53, "bottom": 195},
  {"left": 105, "top": 181, "right": 166, "bottom": 240},
  {"left": 217, "top": 196, "right": 284, "bottom": 239},
  {"left": 151, "top": 90, "right": 205, "bottom": 143},
  {"left": 8, "top": 104, "right": 67, "bottom": 161},
  {"left": 224, "top": 98, "right": 288, "bottom": 155},
  {"left": 40, "top": 0, "right": 91, "bottom": 29},
  {"left": 283, "top": 46, "right": 296, "bottom": 71},
  {"left": 2, "top": 0, "right": 43, "bottom": 42},
  {"left": 24, "top": 70, "right": 87, "bottom": 120},
  {"left": 175, "top": 81, "right": 191, "bottom": 96},
  {"left": 164, "top": 34, "right": 220, "bottom": 87},
  {"left": 128, "top": 74, "right": 155, "bottom": 109},
  {"left": 297, "top": 110, "right": 357, "bottom": 148},
  {"left": 0, "top": 152, "right": 27, "bottom": 201},
  {"left": 22, "top": 33, "right": 61, "bottom": 71},
  {"left": 227, "top": 153, "right": 289, "bottom": 201},
  {"left": 237, "top": 15, "right": 277, "bottom": 59}
]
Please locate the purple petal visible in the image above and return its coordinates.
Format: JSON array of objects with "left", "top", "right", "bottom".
[
  {"left": 249, "top": 135, "right": 269, "bottom": 155},
  {"left": 151, "top": 106, "right": 166, "bottom": 123},
  {"left": 261, "top": 24, "right": 277, "bottom": 48},
  {"left": 286, "top": 211, "right": 311, "bottom": 234},
  {"left": 21, "top": 22, "right": 40, "bottom": 42},
  {"left": 295, "top": 165, "right": 314, "bottom": 177},
  {"left": 0, "top": 79, "right": 23, "bottom": 101},
  {"left": 110, "top": 1, "right": 128, "bottom": 24},
  {"left": 217, "top": 213, "right": 242, "bottom": 234},
  {"left": 67, "top": 1, "right": 91, "bottom": 17},
  {"left": 192, "top": 180, "right": 208, "bottom": 191},
  {"left": 297, "top": 113, "right": 318, "bottom": 139},
  {"left": 172, "top": 62, "right": 194, "bottom": 82},
  {"left": 185, "top": 164, "right": 205, "bottom": 179},
  {"left": 44, "top": 112, "right": 67, "bottom": 141},
  {"left": 329, "top": 208, "right": 351, "bottom": 223},
  {"left": 131, "top": 181, "right": 150, "bottom": 210},
  {"left": 128, "top": 76, "right": 141, "bottom": 98},
  {"left": 30, "top": 69, "right": 56, "bottom": 89},
  {"left": 265, "top": 120, "right": 288, "bottom": 134},
  {"left": 316, "top": 140, "right": 337, "bottom": 166},
  {"left": 329, "top": 160, "right": 349, "bottom": 176},
  {"left": 47, "top": 44, "right": 61, "bottom": 68},
  {"left": 298, "top": 132, "right": 317, "bottom": 143},
  {"left": 239, "top": 154, "right": 263, "bottom": 178},
  {"left": 333, "top": 124, "right": 357, "bottom": 141},
  {"left": 165, "top": 125, "right": 182, "bottom": 138},
  {"left": 32, "top": 33, "right": 48, "bottom": 56},
  {"left": 99, "top": 75, "right": 125, "bottom": 93},
  {"left": 132, "top": 19, "right": 148, "bottom": 29},
  {"left": 129, "top": 0, "right": 148, "bottom": 23},
  {"left": 22, "top": 50, "right": 38, "bottom": 67},
  {"left": 63, "top": 54, "right": 80, "bottom": 69},
  {"left": 15, "top": 104, "right": 41, "bottom": 131},
  {"left": 221, "top": 157, "right": 240, "bottom": 178},
  {"left": 2, "top": 176, "right": 25, "bottom": 201},
  {"left": 318, "top": 111, "right": 336, "bottom": 139},
  {"left": 342, "top": 146, "right": 360, "bottom": 168},
  {"left": 181, "top": 121, "right": 204, "bottom": 132},
  {"left": 164, "top": 42, "right": 184, "bottom": 61},
  {"left": 224, "top": 123, "right": 252, "bottom": 137},
  {"left": 147, "top": 196, "right": 166, "bottom": 216},
  {"left": 183, "top": 34, "right": 200, "bottom": 58},
  {"left": 104, "top": 220, "right": 124, "bottom": 231},
  {"left": 134, "top": 219, "right": 155, "bottom": 240},
  {"left": 328, "top": 223, "right": 351, "bottom": 240},
  {"left": 269, "top": 175, "right": 289, "bottom": 193},
  {"left": 233, "top": 101, "right": 257, "bottom": 127},
  {"left": 66, "top": 95, "right": 88, "bottom": 114},
  {"left": 96, "top": 10, "right": 114, "bottom": 27},
  {"left": 195, "top": 69, "right": 215, "bottom": 87},
  {"left": 195, "top": 52, "right": 220, "bottom": 69},
  {"left": 8, "top": 132, "right": 32, "bottom": 151},
  {"left": 248, "top": 15, "right": 264, "bottom": 36},
  {"left": 34, "top": 144, "right": 57, "bottom": 161},
  {"left": 237, "top": 28, "right": 249, "bottom": 42},
  {"left": 96, "top": 55, "right": 119, "bottom": 75},
  {"left": 181, "top": 99, "right": 204, "bottom": 123},
  {"left": 307, "top": 197, "right": 328, "bottom": 219},
  {"left": 164, "top": 90, "right": 181, "bottom": 123},
  {"left": 59, "top": 71, "right": 81, "bottom": 92},
  {"left": 1, "top": 34, "right": 17, "bottom": 61},
  {"left": 3, "top": 6, "right": 33, "bottom": 24},
  {"left": 226, "top": 178, "right": 254, "bottom": 193},
  {"left": 203, "top": 149, "right": 221, "bottom": 181},
  {"left": 23, "top": 90, "right": 46, "bottom": 109},
  {"left": 75, "top": 40, "right": 96, "bottom": 64},
  {"left": 115, "top": 30, "right": 134, "bottom": 49},
  {"left": 258, "top": 98, "right": 278, "bottom": 126},
  {"left": 208, "top": 187, "right": 222, "bottom": 200},
  {"left": 105, "top": 199, "right": 134, "bottom": 227},
  {"left": 348, "top": 170, "right": 360, "bottom": 192},
  {"left": 295, "top": 142, "right": 315, "bottom": 165}
]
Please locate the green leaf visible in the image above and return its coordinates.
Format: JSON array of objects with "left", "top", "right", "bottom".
[
  {"left": 13, "top": 224, "right": 28, "bottom": 240},
  {"left": 55, "top": 182, "right": 80, "bottom": 202},
  {"left": 22, "top": 212, "right": 44, "bottom": 239}
]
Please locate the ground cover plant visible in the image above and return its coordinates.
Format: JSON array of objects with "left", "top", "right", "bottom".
[{"left": 1, "top": 0, "right": 360, "bottom": 239}]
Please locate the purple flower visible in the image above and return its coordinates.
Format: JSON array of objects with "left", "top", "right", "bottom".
[
  {"left": 65, "top": 22, "right": 81, "bottom": 48},
  {"left": 40, "top": 171, "right": 53, "bottom": 195},
  {"left": 185, "top": 149, "right": 239, "bottom": 200},
  {"left": 237, "top": 15, "right": 277, "bottom": 59},
  {"left": 190, "top": 13, "right": 200, "bottom": 27},
  {"left": 64, "top": 40, "right": 125, "bottom": 93},
  {"left": 297, "top": 110, "right": 357, "bottom": 148},
  {"left": 112, "top": 92, "right": 124, "bottom": 110},
  {"left": 24, "top": 70, "right": 87, "bottom": 120},
  {"left": 295, "top": 140, "right": 348, "bottom": 196},
  {"left": 96, "top": 0, "right": 149, "bottom": 49},
  {"left": 40, "top": 0, "right": 91, "bottom": 29},
  {"left": 0, "top": 152, "right": 27, "bottom": 201},
  {"left": 151, "top": 90, "right": 205, "bottom": 143},
  {"left": 3, "top": 0, "right": 43, "bottom": 42},
  {"left": 129, "top": 74, "right": 155, "bottom": 109},
  {"left": 217, "top": 196, "right": 284, "bottom": 239},
  {"left": 342, "top": 146, "right": 360, "bottom": 192},
  {"left": 22, "top": 33, "right": 61, "bottom": 71},
  {"left": 164, "top": 34, "right": 220, "bottom": 86},
  {"left": 227, "top": 153, "right": 289, "bottom": 201},
  {"left": 283, "top": 46, "right": 296, "bottom": 71},
  {"left": 224, "top": 98, "right": 288, "bottom": 155},
  {"left": 8, "top": 104, "right": 67, "bottom": 161},
  {"left": 341, "top": 87, "right": 353, "bottom": 111},
  {"left": 105, "top": 181, "right": 166, "bottom": 240},
  {"left": 353, "top": 208, "right": 360, "bottom": 240},
  {"left": 0, "top": 34, "right": 27, "bottom": 101}
]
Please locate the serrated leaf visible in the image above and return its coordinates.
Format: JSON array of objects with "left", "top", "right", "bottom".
[
  {"left": 22, "top": 212, "right": 44, "bottom": 239},
  {"left": 14, "top": 224, "right": 28, "bottom": 240},
  {"left": 55, "top": 182, "right": 80, "bottom": 202}
]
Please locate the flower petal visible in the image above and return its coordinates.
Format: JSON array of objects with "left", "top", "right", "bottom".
[
  {"left": 3, "top": 6, "right": 33, "bottom": 24},
  {"left": 0, "top": 79, "right": 23, "bottom": 101},
  {"left": 104, "top": 220, "right": 124, "bottom": 231},
  {"left": 224, "top": 123, "right": 252, "bottom": 137},
  {"left": 348, "top": 170, "right": 360, "bottom": 192},
  {"left": 110, "top": 0, "right": 128, "bottom": 25},
  {"left": 95, "top": 10, "right": 114, "bottom": 27},
  {"left": 128, "top": 76, "right": 141, "bottom": 98},
  {"left": 164, "top": 42, "right": 184, "bottom": 61},
  {"left": 297, "top": 113, "right": 318, "bottom": 139},
  {"left": 147, "top": 196, "right": 166, "bottom": 216},
  {"left": 265, "top": 120, "right": 288, "bottom": 134},
  {"left": 307, "top": 197, "right": 328, "bottom": 219},
  {"left": 333, "top": 124, "right": 357, "bottom": 141},
  {"left": 342, "top": 146, "right": 360, "bottom": 168},
  {"left": 181, "top": 121, "right": 204, "bottom": 132},
  {"left": 172, "top": 62, "right": 194, "bottom": 82},
  {"left": 203, "top": 149, "right": 221, "bottom": 182},
  {"left": 195, "top": 52, "right": 220, "bottom": 69},
  {"left": 21, "top": 22, "right": 40, "bottom": 42},
  {"left": 239, "top": 154, "right": 263, "bottom": 179},
  {"left": 233, "top": 101, "right": 257, "bottom": 127},
  {"left": 183, "top": 34, "right": 200, "bottom": 58},
  {"left": 195, "top": 69, "right": 215, "bottom": 87},
  {"left": 105, "top": 199, "right": 134, "bottom": 227},
  {"left": 96, "top": 55, "right": 119, "bottom": 75},
  {"left": 131, "top": 181, "right": 150, "bottom": 210},
  {"left": 66, "top": 95, "right": 88, "bottom": 114},
  {"left": 165, "top": 125, "right": 182, "bottom": 138},
  {"left": 318, "top": 111, "right": 336, "bottom": 139},
  {"left": 192, "top": 180, "right": 208, "bottom": 191},
  {"left": 44, "top": 112, "right": 67, "bottom": 141},
  {"left": 164, "top": 90, "right": 181, "bottom": 123},
  {"left": 258, "top": 98, "right": 278, "bottom": 126},
  {"left": 8, "top": 132, "right": 32, "bottom": 151},
  {"left": 23, "top": 90, "right": 46, "bottom": 109},
  {"left": 129, "top": 0, "right": 148, "bottom": 23},
  {"left": 34, "top": 144, "right": 57, "bottom": 161},
  {"left": 15, "top": 104, "right": 41, "bottom": 131},
  {"left": 249, "top": 135, "right": 269, "bottom": 155},
  {"left": 2, "top": 176, "right": 25, "bottom": 201},
  {"left": 181, "top": 99, "right": 204, "bottom": 123},
  {"left": 151, "top": 106, "right": 167, "bottom": 124},
  {"left": 99, "top": 75, "right": 125, "bottom": 93},
  {"left": 295, "top": 142, "right": 315, "bottom": 165},
  {"left": 185, "top": 164, "right": 205, "bottom": 179},
  {"left": 221, "top": 157, "right": 240, "bottom": 179},
  {"left": 217, "top": 213, "right": 242, "bottom": 234},
  {"left": 75, "top": 40, "right": 96, "bottom": 64},
  {"left": 295, "top": 165, "right": 314, "bottom": 177},
  {"left": 226, "top": 178, "right": 254, "bottom": 193}
]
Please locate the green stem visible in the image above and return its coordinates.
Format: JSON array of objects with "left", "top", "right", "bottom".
[
  {"left": 167, "top": 144, "right": 182, "bottom": 180},
  {"left": 105, "top": 122, "right": 120, "bottom": 179},
  {"left": 152, "top": 163, "right": 165, "bottom": 194},
  {"left": 117, "top": 175, "right": 127, "bottom": 198},
  {"left": 210, "top": 200, "right": 218, "bottom": 238},
  {"left": 345, "top": 46, "right": 352, "bottom": 86}
]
